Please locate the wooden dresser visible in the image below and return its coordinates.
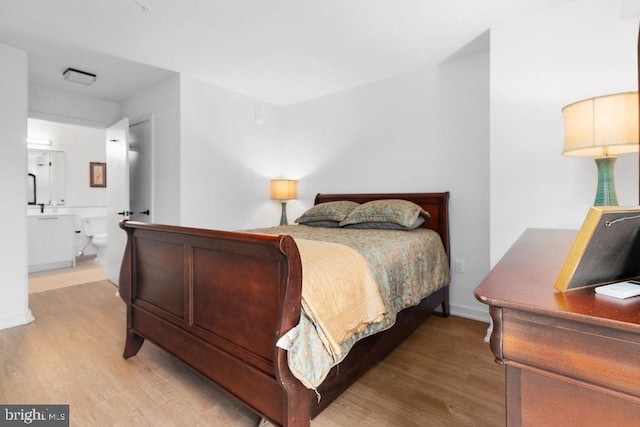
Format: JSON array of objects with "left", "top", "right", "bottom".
[{"left": 475, "top": 228, "right": 640, "bottom": 426}]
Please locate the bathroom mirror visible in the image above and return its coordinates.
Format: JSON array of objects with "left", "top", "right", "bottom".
[{"left": 27, "top": 149, "right": 66, "bottom": 206}]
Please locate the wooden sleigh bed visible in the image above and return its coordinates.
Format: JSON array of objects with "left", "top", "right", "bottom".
[{"left": 118, "top": 192, "right": 450, "bottom": 426}]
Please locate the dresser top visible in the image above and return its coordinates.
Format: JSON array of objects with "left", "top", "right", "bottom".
[{"left": 475, "top": 228, "right": 640, "bottom": 331}]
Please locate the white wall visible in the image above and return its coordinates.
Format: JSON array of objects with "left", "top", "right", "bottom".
[
  {"left": 121, "top": 75, "right": 181, "bottom": 225},
  {"left": 490, "top": 0, "right": 639, "bottom": 266},
  {"left": 29, "top": 84, "right": 121, "bottom": 128},
  {"left": 0, "top": 43, "right": 34, "bottom": 330},
  {"left": 179, "top": 75, "right": 284, "bottom": 230},
  {"left": 282, "top": 50, "right": 491, "bottom": 321}
]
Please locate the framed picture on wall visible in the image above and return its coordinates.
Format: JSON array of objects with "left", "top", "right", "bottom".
[{"left": 90, "top": 162, "right": 107, "bottom": 187}]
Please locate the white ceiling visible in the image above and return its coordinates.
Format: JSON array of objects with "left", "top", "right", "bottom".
[{"left": 0, "top": 0, "right": 577, "bottom": 106}]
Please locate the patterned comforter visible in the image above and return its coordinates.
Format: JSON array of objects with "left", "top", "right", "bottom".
[{"left": 247, "top": 225, "right": 450, "bottom": 390}]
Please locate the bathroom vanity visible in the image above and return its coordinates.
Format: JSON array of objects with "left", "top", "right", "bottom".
[
  {"left": 28, "top": 214, "right": 75, "bottom": 273},
  {"left": 26, "top": 147, "right": 74, "bottom": 273}
]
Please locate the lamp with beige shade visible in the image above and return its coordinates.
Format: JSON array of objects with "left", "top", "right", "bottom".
[
  {"left": 562, "top": 92, "right": 639, "bottom": 206},
  {"left": 271, "top": 179, "right": 297, "bottom": 225}
]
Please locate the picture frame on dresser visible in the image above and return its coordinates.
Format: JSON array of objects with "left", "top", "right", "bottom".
[{"left": 554, "top": 206, "right": 640, "bottom": 292}]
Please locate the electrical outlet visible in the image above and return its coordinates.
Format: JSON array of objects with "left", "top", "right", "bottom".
[{"left": 455, "top": 259, "right": 465, "bottom": 274}]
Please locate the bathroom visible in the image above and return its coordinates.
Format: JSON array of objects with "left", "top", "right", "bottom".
[{"left": 27, "top": 117, "right": 109, "bottom": 291}]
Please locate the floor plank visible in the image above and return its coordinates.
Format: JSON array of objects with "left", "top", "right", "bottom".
[{"left": 0, "top": 281, "right": 504, "bottom": 426}]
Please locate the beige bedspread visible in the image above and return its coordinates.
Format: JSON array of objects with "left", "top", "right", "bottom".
[
  {"left": 248, "top": 225, "right": 450, "bottom": 389},
  {"left": 295, "top": 239, "right": 386, "bottom": 357}
]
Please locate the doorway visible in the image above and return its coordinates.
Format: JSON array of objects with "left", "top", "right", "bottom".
[
  {"left": 129, "top": 117, "right": 153, "bottom": 224},
  {"left": 26, "top": 118, "right": 109, "bottom": 293}
]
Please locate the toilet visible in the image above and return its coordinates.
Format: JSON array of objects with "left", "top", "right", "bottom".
[{"left": 82, "top": 216, "right": 108, "bottom": 262}]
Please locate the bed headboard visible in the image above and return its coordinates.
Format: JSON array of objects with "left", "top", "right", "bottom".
[{"left": 314, "top": 192, "right": 450, "bottom": 260}]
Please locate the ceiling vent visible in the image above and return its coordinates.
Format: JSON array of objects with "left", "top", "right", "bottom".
[{"left": 63, "top": 67, "right": 96, "bottom": 86}]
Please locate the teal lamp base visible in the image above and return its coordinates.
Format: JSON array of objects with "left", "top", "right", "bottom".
[
  {"left": 279, "top": 201, "right": 288, "bottom": 225},
  {"left": 594, "top": 157, "right": 618, "bottom": 206}
]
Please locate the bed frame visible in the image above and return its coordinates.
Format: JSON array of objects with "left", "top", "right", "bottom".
[{"left": 118, "top": 192, "right": 450, "bottom": 426}]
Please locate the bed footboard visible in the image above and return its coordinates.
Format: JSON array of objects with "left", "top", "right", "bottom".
[{"left": 118, "top": 221, "right": 309, "bottom": 426}]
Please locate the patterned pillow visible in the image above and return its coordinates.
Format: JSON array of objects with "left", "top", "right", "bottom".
[
  {"left": 295, "top": 201, "right": 360, "bottom": 225},
  {"left": 339, "top": 199, "right": 430, "bottom": 228},
  {"left": 342, "top": 216, "right": 425, "bottom": 230},
  {"left": 300, "top": 220, "right": 341, "bottom": 228}
]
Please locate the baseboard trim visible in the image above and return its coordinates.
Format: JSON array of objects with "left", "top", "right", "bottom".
[
  {"left": 449, "top": 303, "right": 490, "bottom": 323},
  {"left": 0, "top": 309, "right": 35, "bottom": 331}
]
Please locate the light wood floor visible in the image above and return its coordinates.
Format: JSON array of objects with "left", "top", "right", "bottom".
[
  {"left": 28, "top": 258, "right": 107, "bottom": 294},
  {"left": 0, "top": 281, "right": 504, "bottom": 426}
]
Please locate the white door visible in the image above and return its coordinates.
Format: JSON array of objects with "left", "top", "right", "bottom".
[
  {"left": 105, "top": 118, "right": 130, "bottom": 286},
  {"left": 128, "top": 118, "right": 152, "bottom": 223}
]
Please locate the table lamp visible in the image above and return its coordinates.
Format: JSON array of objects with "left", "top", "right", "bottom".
[
  {"left": 562, "top": 92, "right": 639, "bottom": 206},
  {"left": 271, "top": 179, "right": 297, "bottom": 225}
]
